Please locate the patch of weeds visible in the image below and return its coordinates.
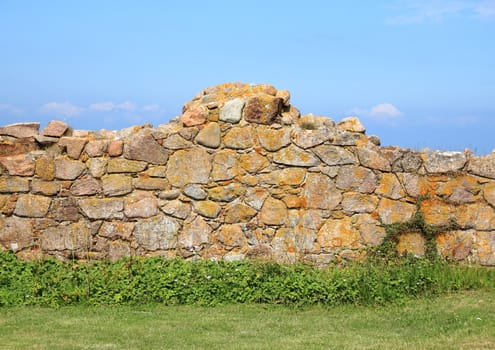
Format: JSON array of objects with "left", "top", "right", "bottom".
[{"left": 374, "top": 196, "right": 460, "bottom": 260}]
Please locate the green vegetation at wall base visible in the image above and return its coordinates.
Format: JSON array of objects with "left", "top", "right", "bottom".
[{"left": 1, "top": 251, "right": 493, "bottom": 307}]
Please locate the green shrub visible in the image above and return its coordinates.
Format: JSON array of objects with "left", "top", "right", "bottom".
[{"left": 0, "top": 251, "right": 493, "bottom": 307}]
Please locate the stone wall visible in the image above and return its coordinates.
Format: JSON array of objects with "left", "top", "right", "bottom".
[{"left": 1, "top": 82, "right": 494, "bottom": 265}]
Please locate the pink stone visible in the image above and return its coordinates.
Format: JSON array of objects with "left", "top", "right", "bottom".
[{"left": 41, "top": 120, "right": 69, "bottom": 137}]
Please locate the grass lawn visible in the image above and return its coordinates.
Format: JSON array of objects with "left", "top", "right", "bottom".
[{"left": 0, "top": 290, "right": 494, "bottom": 350}]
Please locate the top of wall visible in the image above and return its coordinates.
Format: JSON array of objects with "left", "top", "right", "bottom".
[{"left": 1, "top": 82, "right": 494, "bottom": 179}]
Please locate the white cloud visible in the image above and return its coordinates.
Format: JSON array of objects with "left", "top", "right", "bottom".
[
  {"left": 117, "top": 101, "right": 136, "bottom": 112},
  {"left": 388, "top": 0, "right": 495, "bottom": 24},
  {"left": 88, "top": 101, "right": 139, "bottom": 112},
  {"left": 40, "top": 102, "right": 83, "bottom": 117},
  {"left": 0, "top": 103, "right": 24, "bottom": 115},
  {"left": 370, "top": 103, "right": 403, "bottom": 118},
  {"left": 350, "top": 103, "right": 404, "bottom": 123},
  {"left": 89, "top": 102, "right": 115, "bottom": 111},
  {"left": 141, "top": 104, "right": 160, "bottom": 113},
  {"left": 475, "top": 0, "right": 495, "bottom": 17}
]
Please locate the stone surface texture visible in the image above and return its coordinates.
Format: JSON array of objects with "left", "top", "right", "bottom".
[{"left": 0, "top": 83, "right": 494, "bottom": 266}]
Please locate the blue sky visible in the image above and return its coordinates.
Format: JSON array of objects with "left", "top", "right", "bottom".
[{"left": 1, "top": 0, "right": 494, "bottom": 154}]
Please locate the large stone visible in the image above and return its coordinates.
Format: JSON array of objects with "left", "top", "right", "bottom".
[
  {"left": 49, "top": 197, "right": 79, "bottom": 221},
  {"left": 59, "top": 137, "right": 88, "bottom": 159},
  {"left": 438, "top": 176, "right": 480, "bottom": 204},
  {"left": 70, "top": 176, "right": 101, "bottom": 196},
  {"left": 317, "top": 216, "right": 361, "bottom": 250},
  {"left": 244, "top": 187, "right": 270, "bottom": 210},
  {"left": 0, "top": 138, "right": 38, "bottom": 157},
  {"left": 378, "top": 198, "right": 416, "bottom": 225},
  {"left": 223, "top": 126, "right": 255, "bottom": 149},
  {"left": 41, "top": 120, "right": 68, "bottom": 137},
  {"left": 195, "top": 122, "right": 221, "bottom": 148},
  {"left": 243, "top": 96, "right": 282, "bottom": 124},
  {"left": 303, "top": 173, "right": 342, "bottom": 210},
  {"left": 208, "top": 183, "right": 245, "bottom": 202},
  {"left": 0, "top": 122, "right": 40, "bottom": 138},
  {"left": 256, "top": 126, "right": 291, "bottom": 151},
  {"left": 78, "top": 198, "right": 124, "bottom": 219},
  {"left": 85, "top": 140, "right": 108, "bottom": 157},
  {"left": 14, "top": 194, "right": 51, "bottom": 218},
  {"left": 0, "top": 216, "right": 34, "bottom": 251},
  {"left": 375, "top": 173, "right": 405, "bottom": 200},
  {"left": 124, "top": 191, "right": 159, "bottom": 218},
  {"left": 179, "top": 216, "right": 211, "bottom": 250},
  {"left": 336, "top": 166, "right": 378, "bottom": 193},
  {"left": 313, "top": 145, "right": 357, "bottom": 166},
  {"left": 218, "top": 224, "right": 246, "bottom": 248},
  {"left": 41, "top": 220, "right": 95, "bottom": 252},
  {"left": 224, "top": 202, "right": 257, "bottom": 223},
  {"left": 124, "top": 134, "right": 169, "bottom": 165},
  {"left": 55, "top": 158, "right": 85, "bottom": 180},
  {"left": 436, "top": 230, "right": 473, "bottom": 261},
  {"left": 31, "top": 179, "right": 60, "bottom": 196},
  {"left": 272, "top": 145, "right": 320, "bottom": 167},
  {"left": 86, "top": 158, "right": 107, "bottom": 178},
  {"left": 275, "top": 168, "right": 306, "bottom": 186},
  {"left": 160, "top": 200, "right": 191, "bottom": 219},
  {"left": 107, "top": 158, "right": 147, "bottom": 173},
  {"left": 342, "top": 192, "right": 378, "bottom": 213},
  {"left": 398, "top": 173, "right": 437, "bottom": 198},
  {"left": 420, "top": 199, "right": 455, "bottom": 227},
  {"left": 456, "top": 203, "right": 495, "bottom": 230},
  {"left": 166, "top": 148, "right": 211, "bottom": 187},
  {"left": 337, "top": 117, "right": 365, "bottom": 133},
  {"left": 0, "top": 177, "right": 30, "bottom": 193},
  {"left": 162, "top": 133, "right": 193, "bottom": 150},
  {"left": 0, "top": 156, "right": 35, "bottom": 176},
  {"left": 134, "top": 214, "right": 180, "bottom": 251},
  {"left": 291, "top": 127, "right": 332, "bottom": 149},
  {"left": 133, "top": 176, "right": 168, "bottom": 190},
  {"left": 423, "top": 151, "right": 467, "bottom": 173},
  {"left": 356, "top": 146, "right": 391, "bottom": 171},
  {"left": 193, "top": 200, "right": 221, "bottom": 218},
  {"left": 259, "top": 197, "right": 287, "bottom": 226},
  {"left": 211, "top": 150, "right": 238, "bottom": 181},
  {"left": 35, "top": 156, "right": 55, "bottom": 180},
  {"left": 239, "top": 152, "right": 269, "bottom": 173},
  {"left": 355, "top": 213, "right": 386, "bottom": 246},
  {"left": 145, "top": 166, "right": 167, "bottom": 177},
  {"left": 219, "top": 98, "right": 245, "bottom": 123},
  {"left": 484, "top": 182, "right": 495, "bottom": 207},
  {"left": 102, "top": 174, "right": 132, "bottom": 196},
  {"left": 107, "top": 140, "right": 124, "bottom": 157},
  {"left": 468, "top": 153, "right": 495, "bottom": 179},
  {"left": 99, "top": 221, "right": 134, "bottom": 240},
  {"left": 181, "top": 104, "right": 209, "bottom": 126},
  {"left": 473, "top": 231, "right": 495, "bottom": 266}
]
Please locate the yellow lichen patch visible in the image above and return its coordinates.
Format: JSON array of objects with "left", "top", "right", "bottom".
[
  {"left": 420, "top": 198, "right": 455, "bottom": 227},
  {"left": 317, "top": 216, "right": 361, "bottom": 250},
  {"left": 397, "top": 233, "right": 425, "bottom": 256}
]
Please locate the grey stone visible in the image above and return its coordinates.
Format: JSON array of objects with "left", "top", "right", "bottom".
[
  {"left": 133, "top": 214, "right": 180, "bottom": 251},
  {"left": 219, "top": 98, "right": 245, "bottom": 123},
  {"left": 183, "top": 184, "right": 207, "bottom": 200},
  {"left": 423, "top": 151, "right": 467, "bottom": 173},
  {"left": 313, "top": 145, "right": 357, "bottom": 166}
]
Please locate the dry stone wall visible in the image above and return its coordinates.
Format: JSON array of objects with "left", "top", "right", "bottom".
[{"left": 1, "top": 82, "right": 495, "bottom": 265}]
